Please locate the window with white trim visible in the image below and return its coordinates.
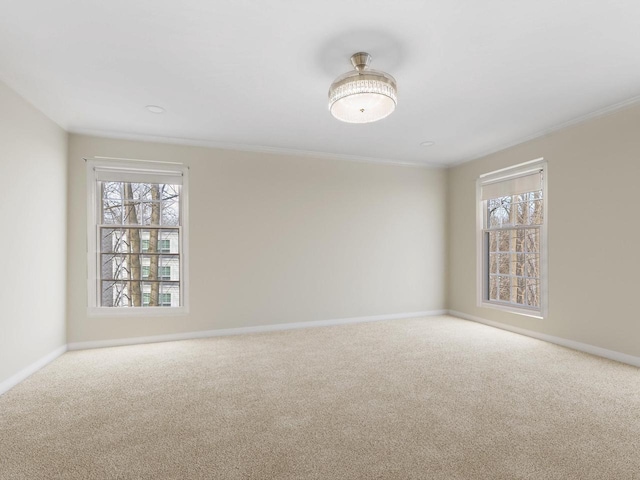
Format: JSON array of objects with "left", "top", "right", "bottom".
[
  {"left": 477, "top": 159, "right": 547, "bottom": 317},
  {"left": 87, "top": 158, "right": 188, "bottom": 314}
]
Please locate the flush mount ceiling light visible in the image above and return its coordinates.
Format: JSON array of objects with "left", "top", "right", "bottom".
[{"left": 328, "top": 52, "right": 397, "bottom": 124}]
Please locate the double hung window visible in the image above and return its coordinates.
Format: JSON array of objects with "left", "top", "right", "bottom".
[
  {"left": 477, "top": 159, "right": 547, "bottom": 317},
  {"left": 87, "top": 158, "right": 189, "bottom": 314}
]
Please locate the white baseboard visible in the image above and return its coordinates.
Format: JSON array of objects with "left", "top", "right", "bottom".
[
  {"left": 0, "top": 345, "right": 68, "bottom": 396},
  {"left": 448, "top": 310, "right": 640, "bottom": 368},
  {"left": 68, "top": 309, "right": 448, "bottom": 351}
]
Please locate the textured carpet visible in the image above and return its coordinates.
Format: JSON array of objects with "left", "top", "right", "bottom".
[{"left": 1, "top": 315, "right": 639, "bottom": 479}]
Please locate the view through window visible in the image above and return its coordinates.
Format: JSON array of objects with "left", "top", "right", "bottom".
[{"left": 100, "top": 181, "right": 181, "bottom": 307}]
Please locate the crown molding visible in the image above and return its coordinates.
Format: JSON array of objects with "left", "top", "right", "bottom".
[
  {"left": 70, "top": 93, "right": 640, "bottom": 170},
  {"left": 448, "top": 93, "right": 640, "bottom": 168},
  {"left": 69, "top": 128, "right": 443, "bottom": 169}
]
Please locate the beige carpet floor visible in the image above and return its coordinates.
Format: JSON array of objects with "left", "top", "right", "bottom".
[{"left": 1, "top": 315, "right": 639, "bottom": 480}]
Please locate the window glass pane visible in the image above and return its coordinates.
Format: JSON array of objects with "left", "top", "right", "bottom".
[
  {"left": 139, "top": 202, "right": 154, "bottom": 226},
  {"left": 131, "top": 183, "right": 152, "bottom": 201},
  {"left": 161, "top": 200, "right": 180, "bottom": 226},
  {"left": 160, "top": 266, "right": 171, "bottom": 279},
  {"left": 515, "top": 277, "right": 526, "bottom": 305},
  {"left": 101, "top": 255, "right": 130, "bottom": 280},
  {"left": 497, "top": 231, "right": 510, "bottom": 252},
  {"left": 515, "top": 253, "right": 525, "bottom": 276},
  {"left": 122, "top": 201, "right": 156, "bottom": 226},
  {"left": 101, "top": 253, "right": 156, "bottom": 281},
  {"left": 514, "top": 229, "right": 525, "bottom": 252},
  {"left": 526, "top": 279, "right": 540, "bottom": 307},
  {"left": 160, "top": 293, "right": 172, "bottom": 306},
  {"left": 160, "top": 255, "right": 180, "bottom": 281},
  {"left": 489, "top": 253, "right": 498, "bottom": 274},
  {"left": 140, "top": 282, "right": 156, "bottom": 307},
  {"left": 525, "top": 254, "right": 539, "bottom": 278},
  {"left": 530, "top": 199, "right": 543, "bottom": 225},
  {"left": 159, "top": 230, "right": 179, "bottom": 253},
  {"left": 509, "top": 192, "right": 543, "bottom": 226},
  {"left": 513, "top": 195, "right": 525, "bottom": 226},
  {"left": 498, "top": 276, "right": 510, "bottom": 302},
  {"left": 489, "top": 275, "right": 498, "bottom": 300},
  {"left": 488, "top": 231, "right": 497, "bottom": 252},
  {"left": 101, "top": 281, "right": 147, "bottom": 307},
  {"left": 525, "top": 229, "right": 540, "bottom": 253},
  {"left": 102, "top": 199, "right": 122, "bottom": 224},
  {"left": 161, "top": 184, "right": 180, "bottom": 200},
  {"left": 160, "top": 283, "right": 179, "bottom": 307},
  {"left": 122, "top": 200, "right": 139, "bottom": 225},
  {"left": 488, "top": 201, "right": 501, "bottom": 228},
  {"left": 100, "top": 228, "right": 182, "bottom": 255},
  {"left": 129, "top": 228, "right": 144, "bottom": 253},
  {"left": 498, "top": 254, "right": 510, "bottom": 274},
  {"left": 100, "top": 228, "right": 121, "bottom": 254},
  {"left": 102, "top": 181, "right": 122, "bottom": 199},
  {"left": 488, "top": 197, "right": 512, "bottom": 227},
  {"left": 486, "top": 190, "right": 543, "bottom": 228},
  {"left": 141, "top": 283, "right": 157, "bottom": 307}
]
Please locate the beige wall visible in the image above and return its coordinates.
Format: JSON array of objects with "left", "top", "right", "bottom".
[
  {"left": 67, "top": 135, "right": 447, "bottom": 343},
  {"left": 0, "top": 80, "right": 68, "bottom": 384},
  {"left": 8, "top": 77, "right": 637, "bottom": 375},
  {"left": 448, "top": 104, "right": 640, "bottom": 358}
]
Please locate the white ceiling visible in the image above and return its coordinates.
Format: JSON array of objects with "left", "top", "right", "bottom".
[{"left": 1, "top": 0, "right": 640, "bottom": 166}]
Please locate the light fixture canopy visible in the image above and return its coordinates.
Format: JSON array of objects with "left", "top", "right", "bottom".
[{"left": 328, "top": 52, "right": 397, "bottom": 124}]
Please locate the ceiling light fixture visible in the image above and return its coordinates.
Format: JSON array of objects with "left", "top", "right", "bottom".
[
  {"left": 145, "top": 105, "right": 165, "bottom": 114},
  {"left": 420, "top": 141, "right": 435, "bottom": 147},
  {"left": 328, "top": 52, "right": 397, "bottom": 124}
]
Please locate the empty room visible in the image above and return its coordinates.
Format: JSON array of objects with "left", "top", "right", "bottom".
[{"left": 1, "top": 1, "right": 639, "bottom": 479}]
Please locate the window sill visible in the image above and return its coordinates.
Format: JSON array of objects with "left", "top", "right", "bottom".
[
  {"left": 479, "top": 301, "right": 544, "bottom": 319},
  {"left": 88, "top": 306, "right": 189, "bottom": 318}
]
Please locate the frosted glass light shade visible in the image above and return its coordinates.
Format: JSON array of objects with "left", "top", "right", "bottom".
[
  {"left": 328, "top": 53, "right": 397, "bottom": 123},
  {"left": 329, "top": 71, "right": 397, "bottom": 123}
]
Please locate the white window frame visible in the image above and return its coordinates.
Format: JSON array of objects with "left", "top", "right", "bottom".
[
  {"left": 476, "top": 158, "right": 548, "bottom": 319},
  {"left": 86, "top": 157, "right": 190, "bottom": 317}
]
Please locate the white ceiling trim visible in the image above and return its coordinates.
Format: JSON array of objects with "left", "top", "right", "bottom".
[
  {"left": 69, "top": 128, "right": 443, "bottom": 169},
  {"left": 73, "top": 90, "right": 640, "bottom": 171},
  {"left": 450, "top": 93, "right": 640, "bottom": 168}
]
